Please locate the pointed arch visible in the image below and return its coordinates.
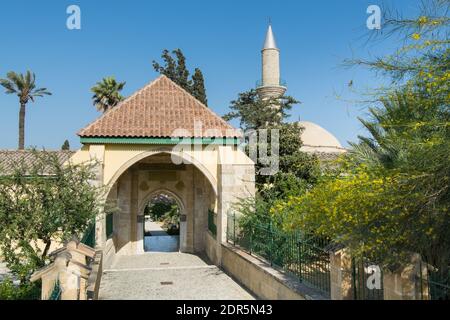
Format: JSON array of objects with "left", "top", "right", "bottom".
[{"left": 105, "top": 150, "right": 218, "bottom": 197}]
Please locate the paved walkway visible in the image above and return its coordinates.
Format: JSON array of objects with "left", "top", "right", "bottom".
[
  {"left": 144, "top": 219, "right": 168, "bottom": 236},
  {"left": 144, "top": 218, "right": 179, "bottom": 252},
  {"left": 98, "top": 252, "right": 255, "bottom": 300}
]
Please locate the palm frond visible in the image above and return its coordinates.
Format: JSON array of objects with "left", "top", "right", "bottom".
[
  {"left": 1, "top": 70, "right": 51, "bottom": 103},
  {"left": 0, "top": 78, "right": 17, "bottom": 94}
]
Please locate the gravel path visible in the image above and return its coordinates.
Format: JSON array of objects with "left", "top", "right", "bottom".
[{"left": 98, "top": 252, "right": 255, "bottom": 300}]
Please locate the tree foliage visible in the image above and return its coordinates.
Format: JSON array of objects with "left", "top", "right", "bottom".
[
  {"left": 61, "top": 140, "right": 70, "bottom": 151},
  {"left": 191, "top": 68, "right": 208, "bottom": 106},
  {"left": 223, "top": 89, "right": 296, "bottom": 129},
  {"left": 0, "top": 277, "right": 40, "bottom": 300},
  {"left": 153, "top": 49, "right": 208, "bottom": 106},
  {"left": 91, "top": 76, "right": 126, "bottom": 113},
  {"left": 224, "top": 89, "right": 320, "bottom": 201},
  {"left": 274, "top": 0, "right": 450, "bottom": 274},
  {"left": 0, "top": 151, "right": 103, "bottom": 282}
]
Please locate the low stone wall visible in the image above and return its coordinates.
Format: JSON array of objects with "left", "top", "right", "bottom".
[
  {"left": 204, "top": 232, "right": 220, "bottom": 265},
  {"left": 213, "top": 241, "right": 327, "bottom": 300},
  {"left": 102, "top": 238, "right": 116, "bottom": 270},
  {"left": 328, "top": 250, "right": 430, "bottom": 300},
  {"left": 86, "top": 250, "right": 103, "bottom": 300}
]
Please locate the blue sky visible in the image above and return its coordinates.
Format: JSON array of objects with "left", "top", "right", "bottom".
[{"left": 0, "top": 0, "right": 419, "bottom": 150}]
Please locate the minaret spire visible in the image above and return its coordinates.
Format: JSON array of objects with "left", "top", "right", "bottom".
[
  {"left": 263, "top": 24, "right": 278, "bottom": 50},
  {"left": 256, "top": 23, "right": 286, "bottom": 99}
]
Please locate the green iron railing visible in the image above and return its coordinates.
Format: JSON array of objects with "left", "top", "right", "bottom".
[
  {"left": 81, "top": 221, "right": 95, "bottom": 248},
  {"left": 48, "top": 280, "right": 61, "bottom": 300},
  {"left": 106, "top": 213, "right": 113, "bottom": 239},
  {"left": 208, "top": 210, "right": 217, "bottom": 236},
  {"left": 256, "top": 79, "right": 287, "bottom": 88},
  {"left": 425, "top": 277, "right": 450, "bottom": 300},
  {"left": 351, "top": 258, "right": 384, "bottom": 300},
  {"left": 419, "top": 262, "right": 450, "bottom": 300},
  {"left": 226, "top": 212, "right": 331, "bottom": 296}
]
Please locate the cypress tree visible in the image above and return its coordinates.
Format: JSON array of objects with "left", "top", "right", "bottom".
[
  {"left": 61, "top": 139, "right": 70, "bottom": 151},
  {"left": 191, "top": 68, "right": 208, "bottom": 106},
  {"left": 152, "top": 49, "right": 208, "bottom": 106},
  {"left": 152, "top": 49, "right": 177, "bottom": 81},
  {"left": 173, "top": 49, "right": 191, "bottom": 91}
]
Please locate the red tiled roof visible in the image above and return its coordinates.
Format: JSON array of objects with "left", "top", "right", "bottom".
[
  {"left": 78, "top": 75, "right": 240, "bottom": 138},
  {"left": 0, "top": 150, "right": 75, "bottom": 175}
]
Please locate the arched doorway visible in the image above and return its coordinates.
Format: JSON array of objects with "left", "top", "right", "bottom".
[
  {"left": 142, "top": 191, "right": 182, "bottom": 252},
  {"left": 105, "top": 151, "right": 217, "bottom": 255}
]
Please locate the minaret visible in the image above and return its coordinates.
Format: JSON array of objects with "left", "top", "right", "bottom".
[{"left": 256, "top": 24, "right": 287, "bottom": 99}]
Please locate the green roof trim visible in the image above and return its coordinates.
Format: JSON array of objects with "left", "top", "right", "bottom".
[{"left": 80, "top": 137, "right": 240, "bottom": 145}]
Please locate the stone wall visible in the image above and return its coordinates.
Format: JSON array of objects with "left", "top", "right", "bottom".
[
  {"left": 102, "top": 238, "right": 116, "bottom": 270},
  {"left": 383, "top": 254, "right": 429, "bottom": 300},
  {"left": 329, "top": 250, "right": 430, "bottom": 300},
  {"left": 219, "top": 242, "right": 327, "bottom": 300},
  {"left": 205, "top": 231, "right": 220, "bottom": 266},
  {"left": 204, "top": 232, "right": 328, "bottom": 300}
]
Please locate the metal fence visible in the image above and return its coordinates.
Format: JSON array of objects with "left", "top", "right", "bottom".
[
  {"left": 81, "top": 221, "right": 95, "bottom": 248},
  {"left": 226, "top": 213, "right": 331, "bottom": 297},
  {"left": 351, "top": 258, "right": 384, "bottom": 300},
  {"left": 424, "top": 277, "right": 450, "bottom": 300},
  {"left": 106, "top": 213, "right": 113, "bottom": 239},
  {"left": 419, "top": 263, "right": 450, "bottom": 300},
  {"left": 256, "top": 79, "right": 287, "bottom": 88},
  {"left": 208, "top": 210, "right": 217, "bottom": 236},
  {"left": 48, "top": 280, "right": 61, "bottom": 300}
]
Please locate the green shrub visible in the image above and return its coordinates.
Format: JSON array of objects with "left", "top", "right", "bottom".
[{"left": 0, "top": 278, "right": 41, "bottom": 300}]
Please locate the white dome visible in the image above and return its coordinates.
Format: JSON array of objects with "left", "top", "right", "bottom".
[{"left": 298, "top": 121, "right": 346, "bottom": 154}]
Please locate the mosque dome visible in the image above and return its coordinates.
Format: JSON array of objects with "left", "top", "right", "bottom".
[{"left": 298, "top": 121, "right": 347, "bottom": 154}]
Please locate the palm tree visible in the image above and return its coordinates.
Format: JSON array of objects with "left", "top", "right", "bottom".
[
  {"left": 0, "top": 71, "right": 51, "bottom": 150},
  {"left": 91, "top": 77, "right": 126, "bottom": 113}
]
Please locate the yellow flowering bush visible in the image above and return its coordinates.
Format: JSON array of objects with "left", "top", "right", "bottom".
[{"left": 272, "top": 163, "right": 448, "bottom": 268}]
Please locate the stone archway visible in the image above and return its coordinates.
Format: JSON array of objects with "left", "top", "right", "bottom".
[
  {"left": 105, "top": 150, "right": 218, "bottom": 198},
  {"left": 104, "top": 151, "right": 217, "bottom": 256},
  {"left": 139, "top": 189, "right": 185, "bottom": 252}
]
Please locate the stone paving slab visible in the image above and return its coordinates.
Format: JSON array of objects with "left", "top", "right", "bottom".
[
  {"left": 109, "top": 252, "right": 211, "bottom": 270},
  {"left": 100, "top": 253, "right": 255, "bottom": 300},
  {"left": 144, "top": 235, "right": 179, "bottom": 252}
]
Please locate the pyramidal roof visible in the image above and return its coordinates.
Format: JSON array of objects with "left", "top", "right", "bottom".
[{"left": 78, "top": 75, "right": 240, "bottom": 139}]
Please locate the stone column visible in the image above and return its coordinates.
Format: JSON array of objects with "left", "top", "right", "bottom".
[
  {"left": 383, "top": 254, "right": 429, "bottom": 300},
  {"left": 185, "top": 166, "right": 195, "bottom": 253},
  {"left": 130, "top": 168, "right": 140, "bottom": 254},
  {"left": 216, "top": 146, "right": 255, "bottom": 264},
  {"left": 193, "top": 168, "right": 207, "bottom": 252},
  {"left": 88, "top": 144, "right": 106, "bottom": 249},
  {"left": 116, "top": 171, "right": 132, "bottom": 254},
  {"left": 329, "top": 249, "right": 354, "bottom": 300}
]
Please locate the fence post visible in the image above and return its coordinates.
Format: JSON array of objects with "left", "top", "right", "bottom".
[
  {"left": 226, "top": 213, "right": 228, "bottom": 243},
  {"left": 298, "top": 234, "right": 302, "bottom": 281},
  {"left": 249, "top": 225, "right": 253, "bottom": 255},
  {"left": 382, "top": 253, "right": 429, "bottom": 300},
  {"left": 269, "top": 222, "right": 273, "bottom": 266},
  {"left": 233, "top": 211, "right": 236, "bottom": 246},
  {"left": 352, "top": 258, "right": 358, "bottom": 299},
  {"left": 329, "top": 249, "right": 354, "bottom": 300}
]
